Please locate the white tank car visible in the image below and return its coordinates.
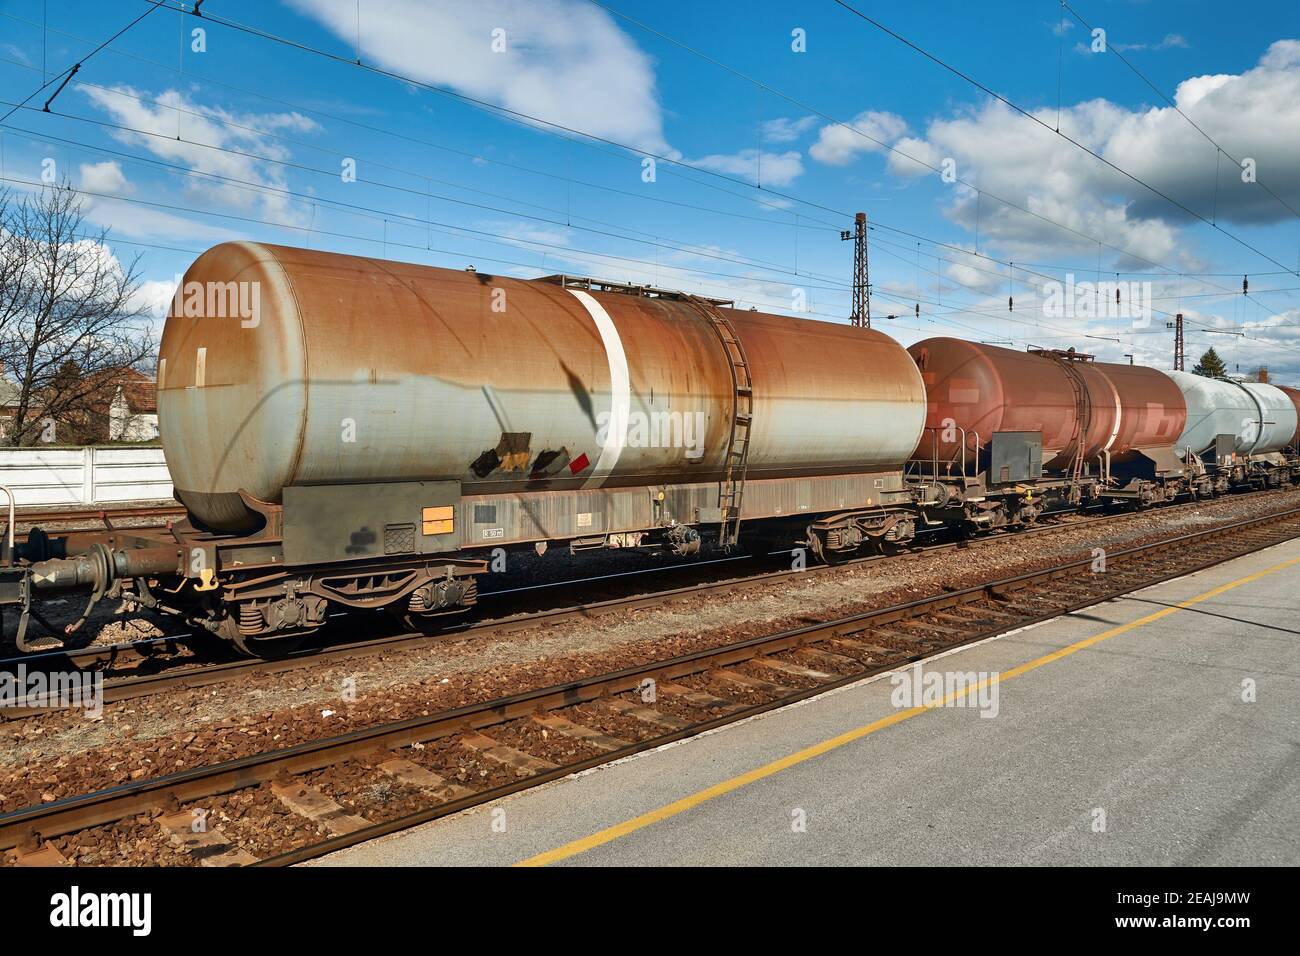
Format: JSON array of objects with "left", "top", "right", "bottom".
[{"left": 1165, "top": 370, "right": 1299, "bottom": 456}]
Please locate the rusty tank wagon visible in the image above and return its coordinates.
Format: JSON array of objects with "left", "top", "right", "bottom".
[
  {"left": 3, "top": 243, "right": 926, "bottom": 654},
  {"left": 4, "top": 245, "right": 1299, "bottom": 656}
]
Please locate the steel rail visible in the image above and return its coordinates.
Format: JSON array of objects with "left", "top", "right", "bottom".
[
  {"left": 5, "top": 491, "right": 1282, "bottom": 714},
  {"left": 3, "top": 505, "right": 1298, "bottom": 861}
]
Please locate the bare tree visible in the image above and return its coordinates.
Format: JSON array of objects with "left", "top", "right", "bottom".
[{"left": 0, "top": 184, "right": 154, "bottom": 445}]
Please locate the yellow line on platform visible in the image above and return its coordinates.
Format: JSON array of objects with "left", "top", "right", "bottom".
[{"left": 517, "top": 550, "right": 1300, "bottom": 866}]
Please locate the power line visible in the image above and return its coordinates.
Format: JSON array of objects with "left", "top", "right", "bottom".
[
  {"left": 583, "top": 0, "right": 1286, "bottom": 320},
  {"left": 1061, "top": 0, "right": 1300, "bottom": 223},
  {"left": 6, "top": 2, "right": 1293, "bottom": 346},
  {"left": 0, "top": 171, "right": 853, "bottom": 304},
  {"left": 0, "top": 0, "right": 163, "bottom": 123},
  {"left": 829, "top": 0, "right": 1298, "bottom": 275},
  {"left": 147, "top": 0, "right": 1213, "bottom": 279},
  {"left": 587, "top": 0, "right": 1230, "bottom": 277},
  {"left": 0, "top": 15, "right": 848, "bottom": 235},
  {"left": 0, "top": 110, "right": 852, "bottom": 291},
  {"left": 3, "top": 8, "right": 1274, "bottom": 290}
]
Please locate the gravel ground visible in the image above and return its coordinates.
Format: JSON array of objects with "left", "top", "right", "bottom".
[{"left": 3, "top": 489, "right": 1298, "bottom": 816}]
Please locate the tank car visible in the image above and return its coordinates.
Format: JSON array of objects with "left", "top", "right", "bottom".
[
  {"left": 906, "top": 338, "right": 1188, "bottom": 527},
  {"left": 1165, "top": 371, "right": 1300, "bottom": 490},
  {"left": 4, "top": 243, "right": 926, "bottom": 653}
]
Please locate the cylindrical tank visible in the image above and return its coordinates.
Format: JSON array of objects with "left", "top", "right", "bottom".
[
  {"left": 1276, "top": 385, "right": 1300, "bottom": 450},
  {"left": 1165, "top": 371, "right": 1298, "bottom": 456},
  {"left": 908, "top": 338, "right": 1186, "bottom": 471},
  {"left": 158, "top": 242, "right": 927, "bottom": 530}
]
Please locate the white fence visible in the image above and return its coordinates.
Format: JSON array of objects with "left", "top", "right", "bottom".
[{"left": 0, "top": 447, "right": 173, "bottom": 508}]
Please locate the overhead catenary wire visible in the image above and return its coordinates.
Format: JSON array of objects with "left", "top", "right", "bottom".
[
  {"left": 1060, "top": 0, "right": 1300, "bottom": 223},
  {"left": 3, "top": 3, "right": 1294, "bottom": 359},
  {"left": 140, "top": 0, "right": 1238, "bottom": 281},
  {"left": 586, "top": 0, "right": 1290, "bottom": 286},
  {"left": 0, "top": 10, "right": 845, "bottom": 232},
  {"left": 828, "top": 0, "right": 1298, "bottom": 275},
  {"left": 0, "top": 110, "right": 854, "bottom": 292},
  {"left": 0, "top": 10, "right": 1279, "bottom": 288},
  {"left": 0, "top": 171, "right": 862, "bottom": 308},
  {"left": 0, "top": 0, "right": 163, "bottom": 123}
]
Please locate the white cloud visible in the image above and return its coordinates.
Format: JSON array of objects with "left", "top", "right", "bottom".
[
  {"left": 870, "top": 40, "right": 1300, "bottom": 263},
  {"left": 1, "top": 42, "right": 32, "bottom": 65},
  {"left": 689, "top": 149, "right": 804, "bottom": 187},
  {"left": 132, "top": 276, "right": 180, "bottom": 321},
  {"left": 760, "top": 116, "right": 818, "bottom": 143},
  {"left": 1113, "top": 33, "right": 1189, "bottom": 53},
  {"left": 79, "top": 83, "right": 319, "bottom": 226},
  {"left": 79, "top": 194, "right": 239, "bottom": 244},
  {"left": 286, "top": 0, "right": 671, "bottom": 155},
  {"left": 79, "top": 161, "right": 132, "bottom": 195},
  {"left": 808, "top": 110, "right": 908, "bottom": 166}
]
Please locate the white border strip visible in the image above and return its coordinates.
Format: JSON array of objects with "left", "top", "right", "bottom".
[{"left": 567, "top": 289, "right": 630, "bottom": 488}]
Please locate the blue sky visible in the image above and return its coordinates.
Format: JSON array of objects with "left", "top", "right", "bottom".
[{"left": 1, "top": 0, "right": 1298, "bottom": 375}]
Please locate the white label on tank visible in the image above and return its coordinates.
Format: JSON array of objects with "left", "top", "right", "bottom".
[
  {"left": 576, "top": 512, "right": 593, "bottom": 528},
  {"left": 195, "top": 347, "right": 206, "bottom": 388},
  {"left": 481, "top": 527, "right": 504, "bottom": 540}
]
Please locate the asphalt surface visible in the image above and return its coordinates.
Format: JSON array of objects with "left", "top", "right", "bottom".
[{"left": 313, "top": 537, "right": 1300, "bottom": 867}]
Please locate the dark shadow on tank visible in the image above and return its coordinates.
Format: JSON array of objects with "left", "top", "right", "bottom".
[{"left": 560, "top": 360, "right": 596, "bottom": 431}]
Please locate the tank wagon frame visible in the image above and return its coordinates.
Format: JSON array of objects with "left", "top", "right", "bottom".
[
  {"left": 4, "top": 246, "right": 1300, "bottom": 658},
  {"left": 2, "top": 245, "right": 926, "bottom": 655},
  {"left": 904, "top": 342, "right": 1300, "bottom": 536}
]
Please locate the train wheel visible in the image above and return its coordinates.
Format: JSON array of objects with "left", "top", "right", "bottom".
[
  {"left": 387, "top": 607, "right": 466, "bottom": 636},
  {"left": 217, "top": 614, "right": 309, "bottom": 659}
]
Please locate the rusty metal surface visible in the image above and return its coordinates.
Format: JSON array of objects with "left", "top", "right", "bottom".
[
  {"left": 159, "top": 243, "right": 925, "bottom": 530},
  {"left": 909, "top": 338, "right": 1186, "bottom": 470},
  {"left": 1276, "top": 385, "right": 1300, "bottom": 449}
]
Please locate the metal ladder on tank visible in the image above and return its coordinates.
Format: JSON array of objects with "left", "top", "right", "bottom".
[
  {"left": 685, "top": 296, "right": 753, "bottom": 551},
  {"left": 1048, "top": 353, "right": 1092, "bottom": 484}
]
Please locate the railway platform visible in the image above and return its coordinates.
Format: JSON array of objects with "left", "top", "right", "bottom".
[{"left": 313, "top": 538, "right": 1300, "bottom": 867}]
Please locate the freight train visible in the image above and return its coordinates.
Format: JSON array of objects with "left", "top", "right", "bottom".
[{"left": 3, "top": 243, "right": 1298, "bottom": 655}]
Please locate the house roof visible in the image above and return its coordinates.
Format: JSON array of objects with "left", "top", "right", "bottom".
[{"left": 117, "top": 374, "right": 157, "bottom": 415}]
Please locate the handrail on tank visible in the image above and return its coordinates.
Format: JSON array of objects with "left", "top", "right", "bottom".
[{"left": 917, "top": 426, "right": 980, "bottom": 480}]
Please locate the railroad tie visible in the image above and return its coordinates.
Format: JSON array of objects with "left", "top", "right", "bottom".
[
  {"left": 826, "top": 636, "right": 892, "bottom": 657},
  {"left": 459, "top": 732, "right": 559, "bottom": 775},
  {"left": 11, "top": 843, "right": 69, "bottom": 867},
  {"left": 158, "top": 811, "right": 260, "bottom": 867},
  {"left": 531, "top": 713, "right": 631, "bottom": 752},
  {"left": 866, "top": 627, "right": 925, "bottom": 645},
  {"left": 655, "top": 680, "right": 744, "bottom": 713},
  {"left": 791, "top": 646, "right": 861, "bottom": 670},
  {"left": 378, "top": 758, "right": 476, "bottom": 803},
  {"left": 712, "top": 668, "right": 791, "bottom": 695},
  {"left": 749, "top": 657, "right": 834, "bottom": 680},
  {"left": 601, "top": 698, "right": 692, "bottom": 730},
  {"left": 271, "top": 781, "right": 372, "bottom": 836}
]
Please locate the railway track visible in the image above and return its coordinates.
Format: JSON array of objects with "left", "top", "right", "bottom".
[
  {"left": 4, "top": 490, "right": 1287, "bottom": 716},
  {"left": 4, "top": 504, "right": 1298, "bottom": 867},
  {"left": 13, "top": 503, "right": 185, "bottom": 529}
]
